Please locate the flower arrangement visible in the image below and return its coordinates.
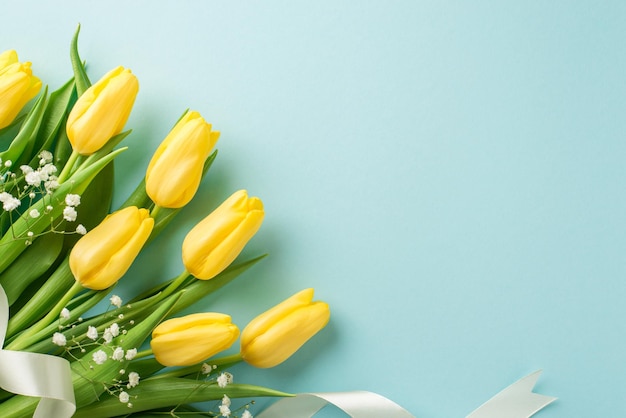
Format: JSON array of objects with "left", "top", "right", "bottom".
[{"left": 0, "top": 26, "right": 330, "bottom": 418}]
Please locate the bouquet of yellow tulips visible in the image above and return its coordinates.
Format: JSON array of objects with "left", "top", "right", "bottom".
[{"left": 0, "top": 26, "right": 330, "bottom": 418}]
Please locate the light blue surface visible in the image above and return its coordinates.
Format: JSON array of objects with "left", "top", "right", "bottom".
[{"left": 2, "top": 2, "right": 625, "bottom": 417}]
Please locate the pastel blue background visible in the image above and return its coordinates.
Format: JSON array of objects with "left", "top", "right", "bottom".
[{"left": 3, "top": 2, "right": 625, "bottom": 417}]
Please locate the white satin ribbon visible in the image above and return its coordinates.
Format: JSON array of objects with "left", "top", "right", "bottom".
[
  {"left": 467, "top": 370, "right": 556, "bottom": 418},
  {"left": 256, "top": 370, "right": 555, "bottom": 418},
  {"left": 0, "top": 285, "right": 75, "bottom": 418}
]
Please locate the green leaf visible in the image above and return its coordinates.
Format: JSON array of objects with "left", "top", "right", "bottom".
[
  {"left": 168, "top": 254, "right": 267, "bottom": 315},
  {"left": 29, "top": 77, "right": 76, "bottom": 164},
  {"left": 0, "top": 114, "right": 26, "bottom": 147},
  {"left": 73, "top": 380, "right": 291, "bottom": 418},
  {"left": 53, "top": 126, "right": 73, "bottom": 168},
  {"left": 5, "top": 257, "right": 73, "bottom": 338},
  {"left": 0, "top": 86, "right": 48, "bottom": 165},
  {"left": 70, "top": 24, "right": 91, "bottom": 96},
  {"left": 0, "top": 232, "right": 64, "bottom": 305}
]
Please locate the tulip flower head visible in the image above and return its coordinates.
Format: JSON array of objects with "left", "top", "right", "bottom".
[
  {"left": 182, "top": 189, "right": 264, "bottom": 280},
  {"left": 66, "top": 66, "right": 139, "bottom": 155},
  {"left": 241, "top": 288, "right": 330, "bottom": 368},
  {"left": 145, "top": 111, "right": 220, "bottom": 208},
  {"left": 0, "top": 50, "right": 42, "bottom": 129},
  {"left": 69, "top": 206, "right": 154, "bottom": 290},
  {"left": 151, "top": 313, "right": 240, "bottom": 367}
]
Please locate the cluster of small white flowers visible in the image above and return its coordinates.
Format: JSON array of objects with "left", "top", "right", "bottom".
[
  {"left": 0, "top": 152, "right": 90, "bottom": 244},
  {"left": 119, "top": 391, "right": 130, "bottom": 404},
  {"left": 242, "top": 410, "right": 253, "bottom": 418},
  {"left": 110, "top": 295, "right": 123, "bottom": 308},
  {"left": 49, "top": 293, "right": 144, "bottom": 408},
  {"left": 20, "top": 160, "right": 58, "bottom": 191},
  {"left": 60, "top": 307, "right": 70, "bottom": 321},
  {"left": 201, "top": 362, "right": 217, "bottom": 375},
  {"left": 63, "top": 193, "right": 80, "bottom": 222},
  {"left": 217, "top": 372, "right": 234, "bottom": 388},
  {"left": 0, "top": 191, "right": 20, "bottom": 211},
  {"left": 52, "top": 332, "right": 67, "bottom": 346},
  {"left": 219, "top": 395, "right": 231, "bottom": 417}
]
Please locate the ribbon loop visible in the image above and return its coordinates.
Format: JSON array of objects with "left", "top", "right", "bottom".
[{"left": 0, "top": 285, "right": 75, "bottom": 418}]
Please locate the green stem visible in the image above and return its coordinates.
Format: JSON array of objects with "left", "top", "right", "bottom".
[
  {"left": 150, "top": 204, "right": 162, "bottom": 219},
  {"left": 159, "top": 270, "right": 192, "bottom": 299},
  {"left": 7, "top": 281, "right": 84, "bottom": 350},
  {"left": 134, "top": 348, "right": 153, "bottom": 360},
  {"left": 147, "top": 353, "right": 244, "bottom": 381},
  {"left": 57, "top": 149, "right": 80, "bottom": 183}
]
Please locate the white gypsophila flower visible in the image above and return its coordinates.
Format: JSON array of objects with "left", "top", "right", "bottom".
[
  {"left": 119, "top": 391, "right": 130, "bottom": 403},
  {"left": 92, "top": 350, "right": 107, "bottom": 365},
  {"left": 28, "top": 192, "right": 36, "bottom": 199},
  {"left": 242, "top": 410, "right": 253, "bottom": 418},
  {"left": 222, "top": 395, "right": 231, "bottom": 407},
  {"left": 4, "top": 160, "right": 12, "bottom": 167},
  {"left": 29, "top": 209, "right": 40, "bottom": 218},
  {"left": 20, "top": 165, "right": 33, "bottom": 174},
  {"left": 45, "top": 179, "right": 59, "bottom": 191},
  {"left": 201, "top": 363, "right": 212, "bottom": 374},
  {"left": 39, "top": 150, "right": 53, "bottom": 164},
  {"left": 127, "top": 372, "right": 140, "bottom": 388},
  {"left": 25, "top": 171, "right": 42, "bottom": 186},
  {"left": 52, "top": 332, "right": 67, "bottom": 346},
  {"left": 109, "top": 323, "right": 120, "bottom": 337},
  {"left": 60, "top": 308, "right": 70, "bottom": 320},
  {"left": 0, "top": 192, "right": 10, "bottom": 202},
  {"left": 65, "top": 193, "right": 81, "bottom": 207},
  {"left": 76, "top": 224, "right": 87, "bottom": 235},
  {"left": 219, "top": 404, "right": 231, "bottom": 417},
  {"left": 217, "top": 372, "right": 233, "bottom": 388},
  {"left": 2, "top": 196, "right": 20, "bottom": 211},
  {"left": 86, "top": 326, "right": 98, "bottom": 340},
  {"left": 125, "top": 348, "right": 137, "bottom": 361},
  {"left": 63, "top": 206, "right": 77, "bottom": 222},
  {"left": 103, "top": 329, "right": 113, "bottom": 344},
  {"left": 112, "top": 347, "right": 124, "bottom": 361},
  {"left": 110, "top": 295, "right": 123, "bottom": 308},
  {"left": 41, "top": 163, "right": 57, "bottom": 175}
]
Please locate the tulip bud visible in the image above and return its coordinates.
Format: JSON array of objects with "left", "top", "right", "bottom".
[
  {"left": 182, "top": 190, "right": 264, "bottom": 280},
  {"left": 0, "top": 50, "right": 42, "bottom": 129},
  {"left": 145, "top": 111, "right": 220, "bottom": 208},
  {"left": 241, "top": 288, "right": 330, "bottom": 368},
  {"left": 69, "top": 206, "right": 153, "bottom": 290},
  {"left": 66, "top": 66, "right": 139, "bottom": 155},
  {"left": 151, "top": 313, "right": 240, "bottom": 367}
]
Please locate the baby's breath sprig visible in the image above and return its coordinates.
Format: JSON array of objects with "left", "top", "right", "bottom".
[{"left": 0, "top": 151, "right": 88, "bottom": 246}]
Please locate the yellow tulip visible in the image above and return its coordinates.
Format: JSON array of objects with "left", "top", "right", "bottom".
[
  {"left": 240, "top": 288, "right": 330, "bottom": 368},
  {"left": 151, "top": 313, "right": 240, "bottom": 367},
  {"left": 66, "top": 66, "right": 139, "bottom": 155},
  {"left": 182, "top": 189, "right": 264, "bottom": 280},
  {"left": 145, "top": 111, "right": 220, "bottom": 208},
  {"left": 0, "top": 50, "right": 42, "bottom": 129},
  {"left": 69, "top": 206, "right": 153, "bottom": 290}
]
